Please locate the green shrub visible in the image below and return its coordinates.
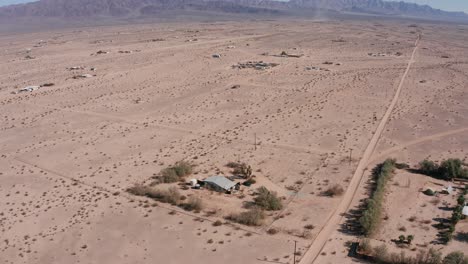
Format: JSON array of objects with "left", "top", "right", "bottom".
[
  {"left": 227, "top": 207, "right": 265, "bottom": 226},
  {"left": 424, "top": 189, "right": 436, "bottom": 196},
  {"left": 253, "top": 186, "right": 283, "bottom": 211}
]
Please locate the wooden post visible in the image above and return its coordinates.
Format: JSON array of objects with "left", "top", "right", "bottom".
[
  {"left": 293, "top": 240, "right": 297, "bottom": 264},
  {"left": 254, "top": 133, "right": 257, "bottom": 151}
]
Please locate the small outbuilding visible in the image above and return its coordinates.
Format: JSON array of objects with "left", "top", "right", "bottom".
[{"left": 203, "top": 176, "right": 240, "bottom": 193}]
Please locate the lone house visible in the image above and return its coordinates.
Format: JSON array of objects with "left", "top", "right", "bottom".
[{"left": 203, "top": 176, "right": 240, "bottom": 193}]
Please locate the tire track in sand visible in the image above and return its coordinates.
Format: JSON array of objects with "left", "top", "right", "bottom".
[{"left": 299, "top": 34, "right": 421, "bottom": 264}]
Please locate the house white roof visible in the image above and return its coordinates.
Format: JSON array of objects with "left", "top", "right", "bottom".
[
  {"left": 204, "top": 176, "right": 236, "bottom": 190},
  {"left": 463, "top": 206, "right": 468, "bottom": 216}
]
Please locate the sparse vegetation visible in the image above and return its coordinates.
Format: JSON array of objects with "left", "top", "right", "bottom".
[
  {"left": 253, "top": 186, "right": 283, "bottom": 211},
  {"left": 359, "top": 159, "right": 396, "bottom": 237},
  {"left": 227, "top": 207, "right": 265, "bottom": 226},
  {"left": 323, "top": 184, "right": 344, "bottom": 197}
]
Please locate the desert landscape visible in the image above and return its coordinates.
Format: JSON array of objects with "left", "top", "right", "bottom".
[{"left": 0, "top": 11, "right": 467, "bottom": 264}]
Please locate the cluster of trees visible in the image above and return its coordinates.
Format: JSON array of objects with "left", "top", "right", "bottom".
[
  {"left": 359, "top": 240, "right": 468, "bottom": 264},
  {"left": 419, "top": 158, "right": 468, "bottom": 180},
  {"left": 441, "top": 186, "right": 468, "bottom": 243},
  {"left": 360, "top": 159, "right": 396, "bottom": 236}
]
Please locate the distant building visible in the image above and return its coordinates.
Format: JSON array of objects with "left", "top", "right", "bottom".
[{"left": 203, "top": 176, "right": 240, "bottom": 193}]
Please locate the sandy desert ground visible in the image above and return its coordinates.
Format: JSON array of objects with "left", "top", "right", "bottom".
[{"left": 0, "top": 19, "right": 467, "bottom": 264}]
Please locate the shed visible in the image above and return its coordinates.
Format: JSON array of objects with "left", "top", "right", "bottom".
[
  {"left": 203, "top": 176, "right": 239, "bottom": 193},
  {"left": 463, "top": 206, "right": 468, "bottom": 217}
]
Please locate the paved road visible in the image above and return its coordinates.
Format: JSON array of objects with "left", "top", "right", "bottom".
[{"left": 299, "top": 34, "right": 421, "bottom": 264}]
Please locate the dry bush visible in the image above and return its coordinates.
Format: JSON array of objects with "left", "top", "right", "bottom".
[
  {"left": 304, "top": 224, "right": 315, "bottom": 230},
  {"left": 301, "top": 230, "right": 313, "bottom": 239},
  {"left": 212, "top": 220, "right": 223, "bottom": 227},
  {"left": 359, "top": 238, "right": 373, "bottom": 255},
  {"left": 267, "top": 228, "right": 279, "bottom": 235},
  {"left": 182, "top": 196, "right": 203, "bottom": 211},
  {"left": 158, "top": 161, "right": 193, "bottom": 183},
  {"left": 226, "top": 208, "right": 265, "bottom": 226},
  {"left": 323, "top": 184, "right": 344, "bottom": 197},
  {"left": 127, "top": 183, "right": 153, "bottom": 196},
  {"left": 145, "top": 187, "right": 181, "bottom": 205}
]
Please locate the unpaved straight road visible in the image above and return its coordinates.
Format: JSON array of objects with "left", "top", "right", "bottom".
[{"left": 299, "top": 35, "right": 421, "bottom": 264}]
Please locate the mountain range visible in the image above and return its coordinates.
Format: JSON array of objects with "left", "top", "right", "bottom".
[{"left": 0, "top": 0, "right": 467, "bottom": 22}]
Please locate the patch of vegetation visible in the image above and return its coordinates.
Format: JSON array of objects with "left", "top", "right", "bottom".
[
  {"left": 358, "top": 239, "right": 468, "bottom": 264},
  {"left": 229, "top": 162, "right": 253, "bottom": 178},
  {"left": 181, "top": 196, "right": 203, "bottom": 212},
  {"left": 158, "top": 161, "right": 193, "bottom": 183},
  {"left": 323, "top": 184, "right": 344, "bottom": 197},
  {"left": 359, "top": 159, "right": 396, "bottom": 237},
  {"left": 253, "top": 186, "right": 283, "bottom": 211},
  {"left": 127, "top": 184, "right": 181, "bottom": 205},
  {"left": 418, "top": 158, "right": 468, "bottom": 180},
  {"left": 442, "top": 252, "right": 468, "bottom": 264},
  {"left": 423, "top": 189, "right": 436, "bottom": 196},
  {"left": 226, "top": 207, "right": 265, "bottom": 226}
]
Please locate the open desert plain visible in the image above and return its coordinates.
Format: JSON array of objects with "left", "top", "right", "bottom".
[{"left": 0, "top": 18, "right": 467, "bottom": 264}]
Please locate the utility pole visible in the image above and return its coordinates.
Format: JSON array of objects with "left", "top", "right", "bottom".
[
  {"left": 293, "top": 240, "right": 297, "bottom": 264},
  {"left": 254, "top": 133, "right": 257, "bottom": 151},
  {"left": 349, "top": 148, "right": 353, "bottom": 165}
]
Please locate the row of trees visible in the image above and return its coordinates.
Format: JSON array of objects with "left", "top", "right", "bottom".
[
  {"left": 359, "top": 159, "right": 396, "bottom": 236},
  {"left": 419, "top": 158, "right": 468, "bottom": 180}
]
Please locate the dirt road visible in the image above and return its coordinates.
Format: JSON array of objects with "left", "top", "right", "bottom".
[{"left": 299, "top": 35, "right": 421, "bottom": 264}]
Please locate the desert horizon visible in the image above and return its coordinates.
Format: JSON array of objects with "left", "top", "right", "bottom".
[{"left": 1, "top": 3, "right": 468, "bottom": 264}]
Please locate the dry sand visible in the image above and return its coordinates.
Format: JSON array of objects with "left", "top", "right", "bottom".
[{"left": 0, "top": 20, "right": 467, "bottom": 264}]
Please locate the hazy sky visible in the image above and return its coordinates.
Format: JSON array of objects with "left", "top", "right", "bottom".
[{"left": 0, "top": 0, "right": 467, "bottom": 13}]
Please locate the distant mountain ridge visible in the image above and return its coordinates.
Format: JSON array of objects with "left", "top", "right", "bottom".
[
  {"left": 287, "top": 0, "right": 468, "bottom": 19},
  {"left": 0, "top": 0, "right": 467, "bottom": 21}
]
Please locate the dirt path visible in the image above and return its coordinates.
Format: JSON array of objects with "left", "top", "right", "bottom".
[
  {"left": 371, "top": 126, "right": 468, "bottom": 163},
  {"left": 299, "top": 34, "right": 421, "bottom": 264}
]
